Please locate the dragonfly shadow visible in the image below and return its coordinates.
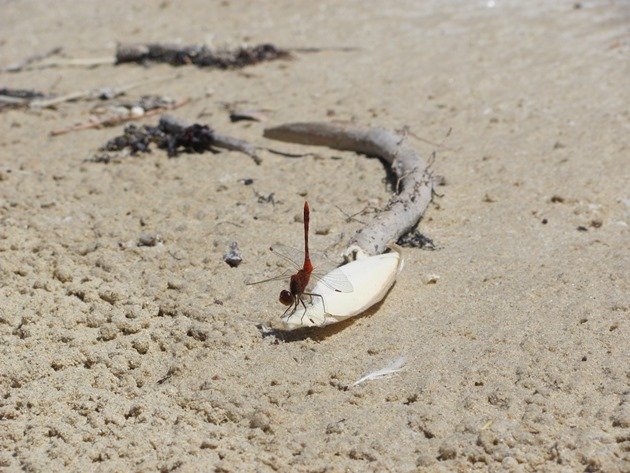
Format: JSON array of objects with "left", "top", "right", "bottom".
[{"left": 259, "top": 285, "right": 394, "bottom": 342}]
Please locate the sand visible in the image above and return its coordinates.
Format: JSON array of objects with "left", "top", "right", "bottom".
[{"left": 0, "top": 0, "right": 628, "bottom": 471}]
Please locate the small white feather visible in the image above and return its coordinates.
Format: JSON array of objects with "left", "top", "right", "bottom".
[{"left": 352, "top": 356, "right": 407, "bottom": 387}]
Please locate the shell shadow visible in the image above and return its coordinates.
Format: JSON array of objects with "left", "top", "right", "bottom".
[{"left": 259, "top": 283, "right": 394, "bottom": 342}]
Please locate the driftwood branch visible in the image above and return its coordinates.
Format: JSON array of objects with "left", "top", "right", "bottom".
[
  {"left": 159, "top": 115, "right": 261, "bottom": 164},
  {"left": 263, "top": 122, "right": 434, "bottom": 256},
  {"left": 116, "top": 42, "right": 289, "bottom": 69}
]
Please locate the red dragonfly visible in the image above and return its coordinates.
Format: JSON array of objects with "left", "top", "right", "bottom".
[{"left": 248, "top": 201, "right": 353, "bottom": 317}]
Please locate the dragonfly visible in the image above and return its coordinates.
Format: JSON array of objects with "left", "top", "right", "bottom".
[{"left": 247, "top": 201, "right": 353, "bottom": 319}]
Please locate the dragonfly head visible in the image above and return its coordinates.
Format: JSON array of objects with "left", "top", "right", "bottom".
[{"left": 279, "top": 290, "right": 293, "bottom": 306}]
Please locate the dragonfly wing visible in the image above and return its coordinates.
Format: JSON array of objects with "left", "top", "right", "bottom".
[
  {"left": 312, "top": 267, "right": 354, "bottom": 293},
  {"left": 267, "top": 243, "right": 353, "bottom": 292},
  {"left": 246, "top": 268, "right": 293, "bottom": 286},
  {"left": 269, "top": 243, "right": 303, "bottom": 270}
]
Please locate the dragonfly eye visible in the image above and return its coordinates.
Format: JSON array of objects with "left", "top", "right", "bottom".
[{"left": 279, "top": 290, "right": 293, "bottom": 306}]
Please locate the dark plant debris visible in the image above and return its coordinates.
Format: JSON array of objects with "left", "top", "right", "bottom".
[
  {"left": 116, "top": 42, "right": 290, "bottom": 69},
  {"left": 397, "top": 230, "right": 436, "bottom": 250},
  {"left": 100, "top": 122, "right": 218, "bottom": 158},
  {"left": 254, "top": 191, "right": 276, "bottom": 205},
  {"left": 95, "top": 115, "right": 261, "bottom": 164}
]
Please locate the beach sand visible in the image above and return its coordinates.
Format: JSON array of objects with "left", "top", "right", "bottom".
[{"left": 0, "top": 0, "right": 628, "bottom": 471}]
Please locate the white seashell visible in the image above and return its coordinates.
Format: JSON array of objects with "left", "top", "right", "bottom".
[{"left": 282, "top": 245, "right": 404, "bottom": 329}]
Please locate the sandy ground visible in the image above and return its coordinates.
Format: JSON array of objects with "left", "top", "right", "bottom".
[{"left": 1, "top": 0, "right": 629, "bottom": 471}]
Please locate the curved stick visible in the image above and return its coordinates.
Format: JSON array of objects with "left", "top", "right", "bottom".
[{"left": 263, "top": 122, "right": 433, "bottom": 256}]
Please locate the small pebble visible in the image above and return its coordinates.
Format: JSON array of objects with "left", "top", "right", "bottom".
[
  {"left": 249, "top": 412, "right": 271, "bottom": 433},
  {"left": 416, "top": 453, "right": 436, "bottom": 467},
  {"left": 99, "top": 289, "right": 122, "bottom": 305},
  {"left": 138, "top": 232, "right": 163, "bottom": 247},
  {"left": 98, "top": 324, "right": 118, "bottom": 341},
  {"left": 167, "top": 279, "right": 184, "bottom": 290},
  {"left": 223, "top": 241, "right": 242, "bottom": 267},
  {"left": 130, "top": 106, "right": 145, "bottom": 117},
  {"left": 423, "top": 274, "right": 440, "bottom": 284},
  {"left": 132, "top": 338, "right": 150, "bottom": 354},
  {"left": 53, "top": 266, "right": 73, "bottom": 283},
  {"left": 437, "top": 442, "right": 457, "bottom": 460},
  {"left": 315, "top": 226, "right": 330, "bottom": 235},
  {"left": 434, "top": 174, "right": 447, "bottom": 186}
]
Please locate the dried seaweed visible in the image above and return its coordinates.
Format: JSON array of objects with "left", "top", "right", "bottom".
[
  {"left": 397, "top": 230, "right": 436, "bottom": 250},
  {"left": 100, "top": 122, "right": 216, "bottom": 157},
  {"left": 116, "top": 42, "right": 290, "bottom": 69},
  {"left": 96, "top": 115, "right": 260, "bottom": 164}
]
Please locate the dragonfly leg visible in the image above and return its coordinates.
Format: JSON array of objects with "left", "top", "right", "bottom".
[
  {"left": 299, "top": 296, "right": 309, "bottom": 324},
  {"left": 303, "top": 292, "right": 326, "bottom": 313},
  {"left": 281, "top": 296, "right": 299, "bottom": 319},
  {"left": 298, "top": 295, "right": 319, "bottom": 326}
]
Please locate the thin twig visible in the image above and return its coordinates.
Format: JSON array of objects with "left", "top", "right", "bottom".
[
  {"left": 334, "top": 204, "right": 370, "bottom": 225},
  {"left": 27, "top": 57, "right": 114, "bottom": 70},
  {"left": 30, "top": 75, "right": 176, "bottom": 108},
  {"left": 264, "top": 148, "right": 316, "bottom": 158},
  {"left": 399, "top": 125, "right": 458, "bottom": 152},
  {"left": 0, "top": 47, "right": 62, "bottom": 73},
  {"left": 50, "top": 98, "right": 190, "bottom": 136},
  {"left": 289, "top": 46, "right": 361, "bottom": 53}
]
